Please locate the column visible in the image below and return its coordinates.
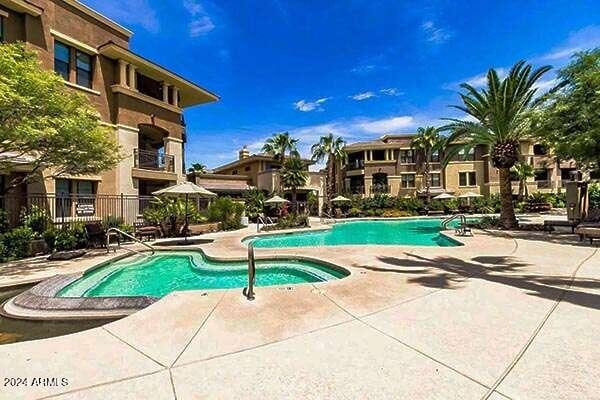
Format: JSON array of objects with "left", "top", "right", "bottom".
[
  {"left": 172, "top": 87, "right": 179, "bottom": 107},
  {"left": 162, "top": 82, "right": 170, "bottom": 103},
  {"left": 128, "top": 65, "right": 137, "bottom": 91},
  {"left": 118, "top": 59, "right": 128, "bottom": 87}
]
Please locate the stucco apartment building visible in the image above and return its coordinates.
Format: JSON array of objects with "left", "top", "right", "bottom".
[
  {"left": 343, "top": 134, "right": 576, "bottom": 198},
  {"left": 188, "top": 146, "right": 327, "bottom": 212},
  {"left": 0, "top": 0, "right": 218, "bottom": 201}
]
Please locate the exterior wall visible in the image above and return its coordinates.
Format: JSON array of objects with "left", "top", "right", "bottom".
[
  {"left": 444, "top": 161, "right": 486, "bottom": 195},
  {"left": 1, "top": 0, "right": 195, "bottom": 196}
]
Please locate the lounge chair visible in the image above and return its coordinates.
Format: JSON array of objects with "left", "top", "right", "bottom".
[
  {"left": 84, "top": 223, "right": 107, "bottom": 248},
  {"left": 134, "top": 222, "right": 160, "bottom": 241},
  {"left": 545, "top": 209, "right": 600, "bottom": 233}
]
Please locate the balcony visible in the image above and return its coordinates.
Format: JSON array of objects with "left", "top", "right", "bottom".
[
  {"left": 133, "top": 149, "right": 174, "bottom": 172},
  {"left": 536, "top": 180, "right": 552, "bottom": 189},
  {"left": 347, "top": 159, "right": 365, "bottom": 170}
]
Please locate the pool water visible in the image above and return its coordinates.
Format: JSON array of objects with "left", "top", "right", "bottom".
[
  {"left": 248, "top": 218, "right": 464, "bottom": 248},
  {"left": 58, "top": 251, "right": 347, "bottom": 298}
]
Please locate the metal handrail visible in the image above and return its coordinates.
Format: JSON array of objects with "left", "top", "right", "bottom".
[
  {"left": 320, "top": 211, "right": 335, "bottom": 224},
  {"left": 243, "top": 242, "right": 256, "bottom": 300},
  {"left": 441, "top": 214, "right": 471, "bottom": 236},
  {"left": 106, "top": 227, "right": 155, "bottom": 255}
]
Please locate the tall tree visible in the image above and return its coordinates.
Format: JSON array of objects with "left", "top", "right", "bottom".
[
  {"left": 410, "top": 126, "right": 444, "bottom": 204},
  {"left": 512, "top": 161, "right": 535, "bottom": 200},
  {"left": 279, "top": 156, "right": 308, "bottom": 213},
  {"left": 533, "top": 49, "right": 600, "bottom": 171},
  {"left": 442, "top": 60, "right": 551, "bottom": 229},
  {"left": 0, "top": 43, "right": 121, "bottom": 192},
  {"left": 188, "top": 163, "right": 208, "bottom": 174},
  {"left": 261, "top": 131, "right": 299, "bottom": 164},
  {"left": 311, "top": 133, "right": 347, "bottom": 210}
]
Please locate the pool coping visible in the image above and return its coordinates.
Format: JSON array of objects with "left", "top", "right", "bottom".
[{"left": 0, "top": 248, "right": 351, "bottom": 321}]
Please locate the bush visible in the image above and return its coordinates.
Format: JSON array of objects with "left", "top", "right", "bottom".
[
  {"left": 43, "top": 228, "right": 58, "bottom": 251},
  {"left": 472, "top": 194, "right": 501, "bottom": 214},
  {"left": 1, "top": 227, "right": 34, "bottom": 260},
  {"left": 206, "top": 197, "right": 244, "bottom": 230},
  {"left": 102, "top": 215, "right": 124, "bottom": 230},
  {"left": 381, "top": 209, "right": 413, "bottom": 218},
  {"left": 53, "top": 224, "right": 88, "bottom": 251},
  {"left": 429, "top": 200, "right": 445, "bottom": 212},
  {"left": 547, "top": 192, "right": 566, "bottom": 208},
  {"left": 20, "top": 205, "right": 50, "bottom": 236},
  {"left": 143, "top": 196, "right": 206, "bottom": 237},
  {"left": 0, "top": 209, "right": 10, "bottom": 234},
  {"left": 243, "top": 189, "right": 265, "bottom": 221},
  {"left": 589, "top": 183, "right": 600, "bottom": 209}
]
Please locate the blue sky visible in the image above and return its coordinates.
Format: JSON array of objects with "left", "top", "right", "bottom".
[{"left": 83, "top": 0, "right": 600, "bottom": 169}]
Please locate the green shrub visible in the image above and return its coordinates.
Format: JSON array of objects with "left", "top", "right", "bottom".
[
  {"left": 206, "top": 197, "right": 244, "bottom": 230},
  {"left": 20, "top": 205, "right": 50, "bottom": 236},
  {"left": 1, "top": 227, "right": 34, "bottom": 260},
  {"left": 54, "top": 229, "right": 78, "bottom": 251},
  {"left": 43, "top": 228, "right": 58, "bottom": 251},
  {"left": 0, "top": 237, "right": 6, "bottom": 263},
  {"left": 0, "top": 209, "right": 10, "bottom": 234},
  {"left": 381, "top": 209, "right": 413, "bottom": 218},
  {"left": 143, "top": 196, "right": 206, "bottom": 237},
  {"left": 243, "top": 189, "right": 265, "bottom": 221},
  {"left": 546, "top": 192, "right": 566, "bottom": 208},
  {"left": 102, "top": 215, "right": 124, "bottom": 230},
  {"left": 429, "top": 200, "right": 445, "bottom": 211},
  {"left": 276, "top": 213, "right": 309, "bottom": 229},
  {"left": 472, "top": 194, "right": 501, "bottom": 214},
  {"left": 467, "top": 216, "right": 500, "bottom": 229},
  {"left": 589, "top": 183, "right": 600, "bottom": 209}
]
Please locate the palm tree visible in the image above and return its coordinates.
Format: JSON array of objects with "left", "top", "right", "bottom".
[
  {"left": 311, "top": 133, "right": 347, "bottom": 210},
  {"left": 410, "top": 126, "right": 444, "bottom": 204},
  {"left": 188, "top": 163, "right": 207, "bottom": 174},
  {"left": 512, "top": 162, "right": 535, "bottom": 200},
  {"left": 442, "top": 61, "right": 551, "bottom": 229},
  {"left": 280, "top": 156, "right": 308, "bottom": 213},
  {"left": 261, "top": 132, "right": 299, "bottom": 164}
]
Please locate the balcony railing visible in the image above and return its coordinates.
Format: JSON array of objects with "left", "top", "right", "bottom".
[
  {"left": 134, "top": 149, "right": 174, "bottom": 172},
  {"left": 347, "top": 159, "right": 365, "bottom": 170},
  {"left": 370, "top": 184, "right": 389, "bottom": 194}
]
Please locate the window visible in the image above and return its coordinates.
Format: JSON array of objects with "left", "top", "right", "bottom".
[
  {"left": 137, "top": 73, "right": 162, "bottom": 100},
  {"left": 459, "top": 171, "right": 477, "bottom": 186},
  {"left": 430, "top": 150, "right": 440, "bottom": 163},
  {"left": 0, "top": 15, "right": 5, "bottom": 43},
  {"left": 231, "top": 169, "right": 238, "bottom": 175},
  {"left": 54, "top": 41, "right": 70, "bottom": 81},
  {"left": 372, "top": 150, "right": 386, "bottom": 161},
  {"left": 399, "top": 150, "right": 414, "bottom": 164},
  {"left": 401, "top": 174, "right": 416, "bottom": 188},
  {"left": 533, "top": 144, "right": 547, "bottom": 156},
  {"left": 535, "top": 169, "right": 549, "bottom": 181},
  {"left": 430, "top": 173, "right": 441, "bottom": 187},
  {"left": 244, "top": 166, "right": 251, "bottom": 172},
  {"left": 76, "top": 50, "right": 92, "bottom": 88},
  {"left": 458, "top": 148, "right": 475, "bottom": 161}
]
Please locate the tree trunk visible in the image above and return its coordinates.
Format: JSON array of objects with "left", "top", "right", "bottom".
[
  {"left": 424, "top": 154, "right": 431, "bottom": 205},
  {"left": 498, "top": 167, "right": 518, "bottom": 229},
  {"left": 326, "top": 157, "right": 334, "bottom": 213},
  {"left": 292, "top": 188, "right": 298, "bottom": 214}
]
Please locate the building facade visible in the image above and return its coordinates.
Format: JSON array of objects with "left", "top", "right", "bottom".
[
  {"left": 0, "top": 0, "right": 218, "bottom": 200},
  {"left": 188, "top": 146, "right": 327, "bottom": 212},
  {"left": 343, "top": 134, "right": 574, "bottom": 198}
]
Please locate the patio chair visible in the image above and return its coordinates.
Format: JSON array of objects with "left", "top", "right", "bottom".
[
  {"left": 545, "top": 209, "right": 600, "bottom": 233},
  {"left": 576, "top": 224, "right": 600, "bottom": 244},
  {"left": 134, "top": 222, "right": 160, "bottom": 242},
  {"left": 85, "top": 222, "right": 107, "bottom": 248}
]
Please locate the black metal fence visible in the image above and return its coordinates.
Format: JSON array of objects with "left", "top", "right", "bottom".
[{"left": 0, "top": 193, "right": 160, "bottom": 230}]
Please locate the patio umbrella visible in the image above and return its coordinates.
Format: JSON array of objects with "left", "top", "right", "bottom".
[
  {"left": 458, "top": 191, "right": 483, "bottom": 199},
  {"left": 433, "top": 192, "right": 456, "bottom": 200},
  {"left": 331, "top": 195, "right": 351, "bottom": 203},
  {"left": 264, "top": 195, "right": 290, "bottom": 204},
  {"left": 153, "top": 182, "right": 217, "bottom": 242}
]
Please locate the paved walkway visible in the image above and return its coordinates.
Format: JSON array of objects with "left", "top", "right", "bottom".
[{"left": 0, "top": 224, "right": 598, "bottom": 399}]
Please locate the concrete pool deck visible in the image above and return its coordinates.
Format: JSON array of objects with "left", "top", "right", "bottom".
[{"left": 0, "top": 219, "right": 599, "bottom": 399}]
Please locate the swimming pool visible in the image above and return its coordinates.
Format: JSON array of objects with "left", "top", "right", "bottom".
[
  {"left": 57, "top": 251, "right": 348, "bottom": 298},
  {"left": 247, "top": 218, "right": 464, "bottom": 248}
]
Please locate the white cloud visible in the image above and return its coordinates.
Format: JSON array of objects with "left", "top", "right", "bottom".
[
  {"left": 380, "top": 88, "right": 402, "bottom": 96},
  {"left": 183, "top": 0, "right": 215, "bottom": 37},
  {"left": 538, "top": 25, "right": 600, "bottom": 62},
  {"left": 443, "top": 67, "right": 507, "bottom": 90},
  {"left": 293, "top": 97, "right": 331, "bottom": 112},
  {"left": 421, "top": 20, "right": 453, "bottom": 44},
  {"left": 355, "top": 116, "right": 417, "bottom": 134},
  {"left": 351, "top": 91, "right": 376, "bottom": 101}
]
